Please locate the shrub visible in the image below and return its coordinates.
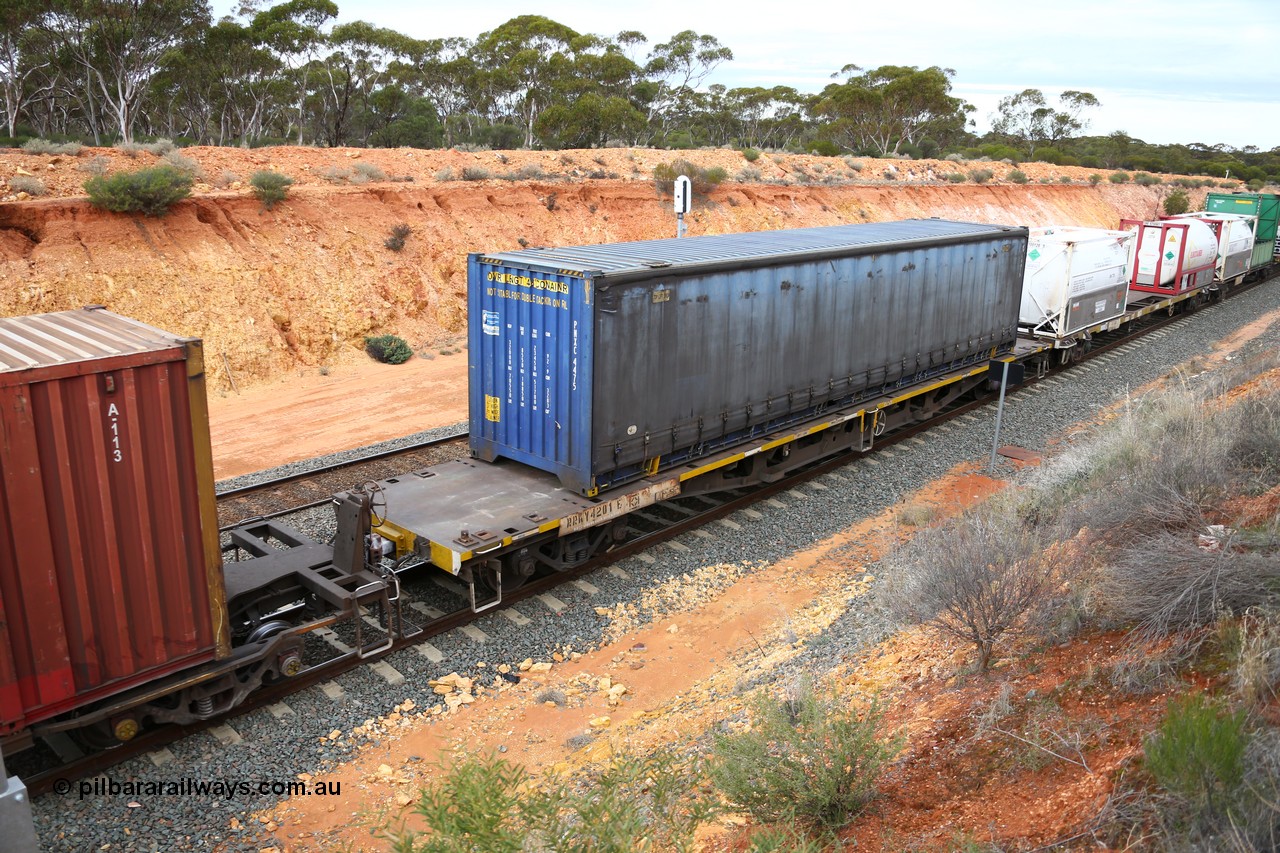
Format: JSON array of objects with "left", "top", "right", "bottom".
[
  {"left": 161, "top": 149, "right": 202, "bottom": 178},
  {"left": 1145, "top": 694, "right": 1247, "bottom": 819},
  {"left": 364, "top": 334, "right": 413, "bottom": 365},
  {"left": 144, "top": 137, "right": 175, "bottom": 155},
  {"left": 84, "top": 165, "right": 192, "bottom": 216},
  {"left": 1007, "top": 169, "right": 1028, "bottom": 184},
  {"left": 22, "top": 138, "right": 82, "bottom": 156},
  {"left": 1163, "top": 189, "right": 1191, "bottom": 215},
  {"left": 879, "top": 502, "right": 1060, "bottom": 670},
  {"left": 319, "top": 165, "right": 351, "bottom": 183},
  {"left": 9, "top": 175, "right": 46, "bottom": 196},
  {"left": 392, "top": 751, "right": 716, "bottom": 852},
  {"left": 1059, "top": 175, "right": 1073, "bottom": 183},
  {"left": 742, "top": 147, "right": 761, "bottom": 162},
  {"left": 1089, "top": 173, "right": 1102, "bottom": 185},
  {"left": 944, "top": 152, "right": 965, "bottom": 162},
  {"left": 844, "top": 157, "right": 863, "bottom": 172},
  {"left": 712, "top": 682, "right": 899, "bottom": 831},
  {"left": 384, "top": 223, "right": 412, "bottom": 252},
  {"left": 249, "top": 170, "right": 293, "bottom": 210},
  {"left": 1110, "top": 171, "right": 1131, "bottom": 183},
  {"left": 461, "top": 166, "right": 492, "bottom": 181},
  {"left": 352, "top": 161, "right": 386, "bottom": 181},
  {"left": 1134, "top": 172, "right": 1162, "bottom": 186},
  {"left": 78, "top": 155, "right": 109, "bottom": 177},
  {"left": 737, "top": 166, "right": 762, "bottom": 182},
  {"left": 808, "top": 139, "right": 840, "bottom": 157},
  {"left": 1247, "top": 178, "right": 1265, "bottom": 191},
  {"left": 945, "top": 172, "right": 966, "bottom": 183},
  {"left": 968, "top": 168, "right": 994, "bottom": 184},
  {"left": 653, "top": 158, "right": 725, "bottom": 196}
]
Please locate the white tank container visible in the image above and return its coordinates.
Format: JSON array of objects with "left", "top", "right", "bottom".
[
  {"left": 1131, "top": 218, "right": 1217, "bottom": 286},
  {"left": 1168, "top": 212, "right": 1257, "bottom": 281},
  {"left": 1019, "top": 226, "right": 1134, "bottom": 340}
]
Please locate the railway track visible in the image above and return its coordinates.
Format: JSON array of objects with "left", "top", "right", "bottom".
[
  {"left": 215, "top": 430, "right": 469, "bottom": 529},
  {"left": 22, "top": 270, "right": 1276, "bottom": 796}
]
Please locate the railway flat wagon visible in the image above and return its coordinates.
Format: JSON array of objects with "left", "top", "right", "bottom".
[
  {"left": 0, "top": 308, "right": 227, "bottom": 741},
  {"left": 469, "top": 220, "right": 1027, "bottom": 496},
  {"left": 1204, "top": 191, "right": 1280, "bottom": 271}
]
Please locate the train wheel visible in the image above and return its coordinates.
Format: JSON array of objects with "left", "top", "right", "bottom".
[{"left": 478, "top": 559, "right": 532, "bottom": 595}]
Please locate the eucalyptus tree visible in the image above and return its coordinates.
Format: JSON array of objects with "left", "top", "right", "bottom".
[
  {"left": 248, "top": 0, "right": 336, "bottom": 143},
  {"left": 310, "top": 20, "right": 418, "bottom": 146},
  {"left": 0, "top": 0, "right": 55, "bottom": 137},
  {"left": 150, "top": 18, "right": 283, "bottom": 145},
  {"left": 402, "top": 36, "right": 476, "bottom": 146},
  {"left": 39, "top": 0, "right": 211, "bottom": 144},
  {"left": 471, "top": 15, "right": 581, "bottom": 148},
  {"left": 815, "top": 64, "right": 970, "bottom": 156},
  {"left": 991, "top": 88, "right": 1100, "bottom": 156},
  {"left": 641, "top": 29, "right": 732, "bottom": 143}
]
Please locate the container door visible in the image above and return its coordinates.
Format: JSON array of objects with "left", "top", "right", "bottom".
[{"left": 468, "top": 257, "right": 594, "bottom": 492}]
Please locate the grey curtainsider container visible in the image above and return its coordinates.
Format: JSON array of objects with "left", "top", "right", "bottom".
[{"left": 469, "top": 219, "right": 1027, "bottom": 495}]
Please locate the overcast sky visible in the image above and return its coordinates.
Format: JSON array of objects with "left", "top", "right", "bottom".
[{"left": 214, "top": 0, "right": 1280, "bottom": 150}]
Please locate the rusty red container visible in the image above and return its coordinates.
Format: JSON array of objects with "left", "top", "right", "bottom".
[{"left": 0, "top": 308, "right": 227, "bottom": 736}]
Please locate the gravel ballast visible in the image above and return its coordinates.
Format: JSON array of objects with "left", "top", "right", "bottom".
[{"left": 30, "top": 280, "right": 1280, "bottom": 851}]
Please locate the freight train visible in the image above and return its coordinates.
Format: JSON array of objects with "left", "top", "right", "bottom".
[{"left": 2, "top": 193, "right": 1277, "bottom": 761}]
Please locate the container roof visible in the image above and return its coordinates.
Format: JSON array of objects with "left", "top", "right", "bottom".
[
  {"left": 478, "top": 219, "right": 1023, "bottom": 277},
  {"left": 0, "top": 308, "right": 187, "bottom": 372}
]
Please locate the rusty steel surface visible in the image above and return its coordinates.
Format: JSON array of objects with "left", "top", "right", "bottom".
[{"left": 0, "top": 308, "right": 224, "bottom": 736}]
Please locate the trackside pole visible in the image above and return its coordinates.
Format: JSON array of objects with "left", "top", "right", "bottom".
[
  {"left": 0, "top": 748, "right": 40, "bottom": 853},
  {"left": 989, "top": 360, "right": 1011, "bottom": 472}
]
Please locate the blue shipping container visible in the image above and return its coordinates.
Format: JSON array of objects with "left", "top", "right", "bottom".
[{"left": 469, "top": 220, "right": 1027, "bottom": 495}]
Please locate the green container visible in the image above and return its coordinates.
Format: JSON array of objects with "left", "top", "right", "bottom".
[{"left": 1205, "top": 192, "right": 1279, "bottom": 270}]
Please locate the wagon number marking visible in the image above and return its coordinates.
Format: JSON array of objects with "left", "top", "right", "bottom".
[
  {"left": 107, "top": 402, "right": 123, "bottom": 463},
  {"left": 560, "top": 478, "right": 681, "bottom": 535}
]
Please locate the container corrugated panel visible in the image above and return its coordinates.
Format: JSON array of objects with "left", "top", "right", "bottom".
[
  {"left": 0, "top": 308, "right": 227, "bottom": 734},
  {"left": 470, "top": 220, "right": 1027, "bottom": 494}
]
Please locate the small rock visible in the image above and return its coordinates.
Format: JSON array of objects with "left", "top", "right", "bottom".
[
  {"left": 588, "top": 716, "right": 612, "bottom": 729},
  {"left": 666, "top": 624, "right": 679, "bottom": 634}
]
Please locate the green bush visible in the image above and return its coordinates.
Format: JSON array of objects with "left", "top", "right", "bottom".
[
  {"left": 84, "top": 165, "right": 192, "bottom": 216},
  {"left": 461, "top": 166, "right": 492, "bottom": 181},
  {"left": 712, "top": 682, "right": 899, "bottom": 831},
  {"left": 384, "top": 223, "right": 412, "bottom": 251},
  {"left": 1164, "top": 189, "right": 1191, "bottom": 216},
  {"left": 945, "top": 172, "right": 966, "bottom": 183},
  {"left": 1110, "top": 171, "right": 1131, "bottom": 184},
  {"left": 365, "top": 334, "right": 413, "bottom": 365},
  {"left": 1089, "top": 173, "right": 1103, "bottom": 185},
  {"left": 808, "top": 139, "right": 840, "bottom": 157},
  {"left": 1007, "top": 169, "right": 1028, "bottom": 184},
  {"left": 741, "top": 147, "right": 761, "bottom": 162},
  {"left": 1145, "top": 694, "right": 1247, "bottom": 819},
  {"left": 1059, "top": 175, "right": 1073, "bottom": 183},
  {"left": 968, "top": 168, "right": 994, "bottom": 184},
  {"left": 249, "top": 170, "right": 293, "bottom": 210},
  {"left": 653, "top": 158, "right": 726, "bottom": 196},
  {"left": 1134, "top": 172, "right": 1162, "bottom": 186},
  {"left": 391, "top": 751, "right": 716, "bottom": 852}
]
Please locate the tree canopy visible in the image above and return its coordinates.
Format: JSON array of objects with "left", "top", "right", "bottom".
[{"left": 1, "top": 1, "right": 1274, "bottom": 182}]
